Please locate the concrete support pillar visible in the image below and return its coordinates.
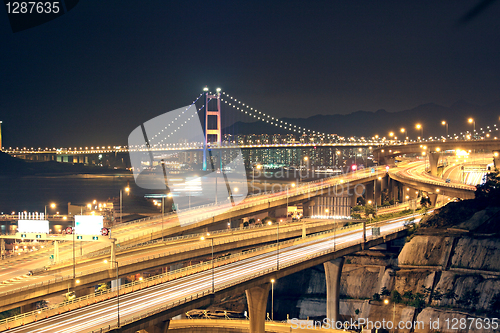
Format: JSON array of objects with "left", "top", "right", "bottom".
[
  {"left": 397, "top": 183, "right": 403, "bottom": 203},
  {"left": 428, "top": 193, "right": 438, "bottom": 207},
  {"left": 493, "top": 151, "right": 500, "bottom": 170},
  {"left": 389, "top": 178, "right": 398, "bottom": 203},
  {"left": 54, "top": 240, "right": 59, "bottom": 263},
  {"left": 350, "top": 193, "right": 359, "bottom": 207},
  {"left": 245, "top": 283, "right": 271, "bottom": 333},
  {"left": 409, "top": 187, "right": 419, "bottom": 200},
  {"left": 20, "top": 302, "right": 36, "bottom": 314},
  {"left": 146, "top": 320, "right": 170, "bottom": 333},
  {"left": 1, "top": 239, "right": 5, "bottom": 259},
  {"left": 428, "top": 152, "right": 441, "bottom": 177},
  {"left": 365, "top": 183, "right": 374, "bottom": 204},
  {"left": 75, "top": 286, "right": 94, "bottom": 298},
  {"left": 302, "top": 199, "right": 315, "bottom": 217},
  {"left": 380, "top": 175, "right": 387, "bottom": 193},
  {"left": 324, "top": 257, "right": 345, "bottom": 323}
]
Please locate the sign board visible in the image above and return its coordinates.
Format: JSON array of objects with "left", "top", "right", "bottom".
[
  {"left": 371, "top": 168, "right": 375, "bottom": 173},
  {"left": 372, "top": 227, "right": 381, "bottom": 236},
  {"left": 74, "top": 215, "right": 104, "bottom": 235},
  {"left": 18, "top": 220, "right": 49, "bottom": 234}
]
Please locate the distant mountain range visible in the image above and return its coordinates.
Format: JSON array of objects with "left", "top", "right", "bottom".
[{"left": 223, "top": 100, "right": 500, "bottom": 139}]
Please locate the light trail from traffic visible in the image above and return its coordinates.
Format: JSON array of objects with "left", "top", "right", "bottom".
[{"left": 6, "top": 215, "right": 415, "bottom": 333}]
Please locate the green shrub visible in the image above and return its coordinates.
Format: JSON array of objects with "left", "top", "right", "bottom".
[{"left": 391, "top": 290, "right": 402, "bottom": 303}]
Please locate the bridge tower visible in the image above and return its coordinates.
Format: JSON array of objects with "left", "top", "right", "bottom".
[{"left": 202, "top": 87, "right": 222, "bottom": 171}]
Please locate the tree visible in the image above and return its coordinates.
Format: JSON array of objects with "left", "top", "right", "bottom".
[
  {"left": 475, "top": 170, "right": 500, "bottom": 205},
  {"left": 381, "top": 287, "right": 391, "bottom": 296},
  {"left": 352, "top": 205, "right": 363, "bottom": 212},
  {"left": 410, "top": 292, "right": 426, "bottom": 309},
  {"left": 422, "top": 285, "right": 433, "bottom": 298},
  {"left": 391, "top": 290, "right": 402, "bottom": 303},
  {"left": 489, "top": 293, "right": 500, "bottom": 314},
  {"left": 402, "top": 290, "right": 414, "bottom": 301},
  {"left": 432, "top": 289, "right": 443, "bottom": 302},
  {"left": 443, "top": 289, "right": 457, "bottom": 302},
  {"left": 381, "top": 188, "right": 390, "bottom": 204},
  {"left": 262, "top": 217, "right": 275, "bottom": 224},
  {"left": 420, "top": 196, "right": 431, "bottom": 207},
  {"left": 365, "top": 204, "right": 376, "bottom": 217},
  {"left": 458, "top": 290, "right": 480, "bottom": 309},
  {"left": 372, "top": 293, "right": 381, "bottom": 301}
]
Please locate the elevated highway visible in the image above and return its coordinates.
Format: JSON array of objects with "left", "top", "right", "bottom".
[
  {"left": 110, "top": 167, "right": 384, "bottom": 240},
  {"left": 373, "top": 139, "right": 500, "bottom": 176},
  {"left": 373, "top": 138, "right": 500, "bottom": 158},
  {"left": 388, "top": 161, "right": 476, "bottom": 200},
  {"left": 0, "top": 218, "right": 356, "bottom": 312},
  {"left": 2, "top": 214, "right": 415, "bottom": 333}
]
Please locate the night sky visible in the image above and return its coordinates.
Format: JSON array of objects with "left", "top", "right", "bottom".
[{"left": 1, "top": 1, "right": 500, "bottom": 148}]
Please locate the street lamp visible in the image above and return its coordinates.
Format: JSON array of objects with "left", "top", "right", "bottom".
[
  {"left": 436, "top": 188, "right": 444, "bottom": 207},
  {"left": 72, "top": 215, "right": 76, "bottom": 278},
  {"left": 416, "top": 124, "right": 423, "bottom": 140},
  {"left": 45, "top": 203, "right": 56, "bottom": 218},
  {"left": 252, "top": 164, "right": 262, "bottom": 185},
  {"left": 300, "top": 156, "right": 309, "bottom": 184},
  {"left": 120, "top": 186, "right": 130, "bottom": 224},
  {"left": 441, "top": 121, "right": 448, "bottom": 137},
  {"left": 400, "top": 128, "right": 406, "bottom": 142},
  {"left": 104, "top": 259, "right": 120, "bottom": 327},
  {"left": 271, "top": 279, "right": 275, "bottom": 321},
  {"left": 384, "top": 299, "right": 396, "bottom": 333},
  {"left": 201, "top": 234, "right": 215, "bottom": 293},
  {"left": 468, "top": 118, "right": 475, "bottom": 137}
]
